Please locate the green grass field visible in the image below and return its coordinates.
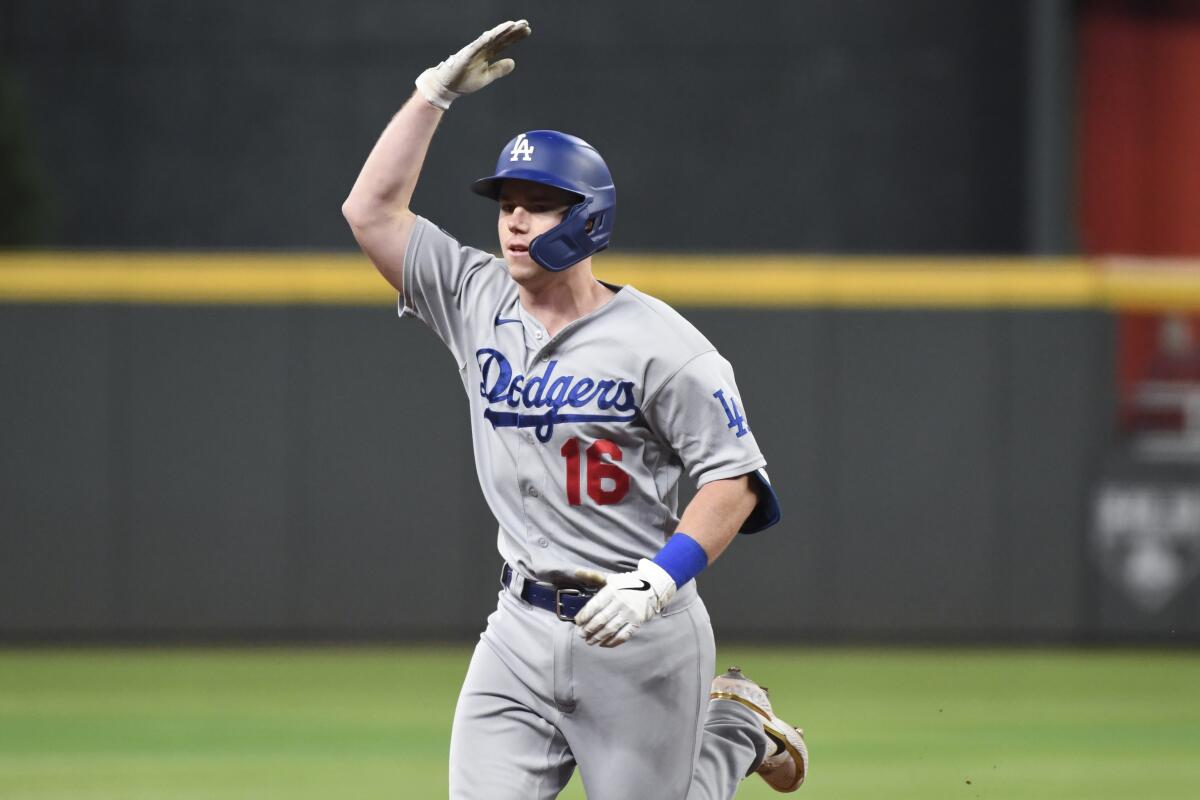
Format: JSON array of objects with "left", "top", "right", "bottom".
[{"left": 1, "top": 646, "right": 1197, "bottom": 799}]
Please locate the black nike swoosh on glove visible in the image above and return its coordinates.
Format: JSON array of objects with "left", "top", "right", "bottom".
[{"left": 620, "top": 580, "right": 652, "bottom": 592}]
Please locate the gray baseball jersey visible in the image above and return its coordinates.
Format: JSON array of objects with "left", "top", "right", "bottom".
[
  {"left": 399, "top": 216, "right": 776, "bottom": 583},
  {"left": 399, "top": 215, "right": 778, "bottom": 798}
]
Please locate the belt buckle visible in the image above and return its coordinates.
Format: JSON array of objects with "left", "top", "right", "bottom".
[{"left": 555, "top": 588, "right": 583, "bottom": 621}]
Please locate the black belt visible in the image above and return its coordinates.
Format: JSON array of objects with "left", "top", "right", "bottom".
[{"left": 501, "top": 563, "right": 596, "bottom": 621}]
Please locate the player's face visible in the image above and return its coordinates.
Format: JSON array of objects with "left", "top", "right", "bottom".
[{"left": 497, "top": 180, "right": 576, "bottom": 283}]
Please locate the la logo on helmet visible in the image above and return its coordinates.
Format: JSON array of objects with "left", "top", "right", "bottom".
[{"left": 509, "top": 133, "right": 535, "bottom": 162}]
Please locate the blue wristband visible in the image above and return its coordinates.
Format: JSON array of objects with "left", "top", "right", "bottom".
[{"left": 651, "top": 533, "right": 709, "bottom": 587}]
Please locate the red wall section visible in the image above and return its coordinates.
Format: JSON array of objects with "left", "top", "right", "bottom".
[
  {"left": 1080, "top": 0, "right": 1200, "bottom": 256},
  {"left": 1079, "top": 1, "right": 1200, "bottom": 430}
]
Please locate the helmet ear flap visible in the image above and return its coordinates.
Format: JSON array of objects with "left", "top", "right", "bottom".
[{"left": 530, "top": 201, "right": 595, "bottom": 271}]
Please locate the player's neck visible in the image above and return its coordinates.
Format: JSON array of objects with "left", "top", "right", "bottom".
[{"left": 518, "top": 260, "right": 616, "bottom": 337}]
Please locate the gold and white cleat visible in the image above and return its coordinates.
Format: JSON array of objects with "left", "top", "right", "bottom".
[{"left": 710, "top": 666, "right": 808, "bottom": 792}]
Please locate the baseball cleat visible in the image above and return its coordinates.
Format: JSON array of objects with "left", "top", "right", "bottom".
[{"left": 710, "top": 666, "right": 808, "bottom": 792}]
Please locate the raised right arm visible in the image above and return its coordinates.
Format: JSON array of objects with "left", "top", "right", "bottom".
[
  {"left": 341, "top": 94, "right": 442, "bottom": 293},
  {"left": 341, "top": 20, "right": 532, "bottom": 295}
]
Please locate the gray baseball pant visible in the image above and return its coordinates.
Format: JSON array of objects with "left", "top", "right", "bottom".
[{"left": 448, "top": 581, "right": 769, "bottom": 799}]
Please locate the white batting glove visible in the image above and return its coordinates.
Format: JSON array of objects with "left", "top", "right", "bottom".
[
  {"left": 415, "top": 19, "right": 532, "bottom": 110},
  {"left": 574, "top": 559, "right": 677, "bottom": 648}
]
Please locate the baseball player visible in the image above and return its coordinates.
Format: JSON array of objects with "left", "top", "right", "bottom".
[{"left": 342, "top": 20, "right": 807, "bottom": 798}]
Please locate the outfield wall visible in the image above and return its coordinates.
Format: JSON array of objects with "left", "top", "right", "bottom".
[
  {"left": 2, "top": 0, "right": 1059, "bottom": 253},
  {"left": 4, "top": 255, "right": 1199, "bottom": 643}
]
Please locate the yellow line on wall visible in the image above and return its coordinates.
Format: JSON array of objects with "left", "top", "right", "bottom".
[
  {"left": 0, "top": 253, "right": 382, "bottom": 305},
  {"left": 596, "top": 257, "right": 1100, "bottom": 308},
  {"left": 1, "top": 252, "right": 1199, "bottom": 310}
]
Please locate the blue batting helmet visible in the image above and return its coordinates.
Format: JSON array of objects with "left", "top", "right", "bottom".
[{"left": 471, "top": 130, "right": 616, "bottom": 272}]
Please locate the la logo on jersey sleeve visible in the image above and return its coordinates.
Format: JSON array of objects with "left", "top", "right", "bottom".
[{"left": 712, "top": 389, "right": 749, "bottom": 438}]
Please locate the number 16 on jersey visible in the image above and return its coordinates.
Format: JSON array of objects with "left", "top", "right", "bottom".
[{"left": 560, "top": 438, "right": 630, "bottom": 505}]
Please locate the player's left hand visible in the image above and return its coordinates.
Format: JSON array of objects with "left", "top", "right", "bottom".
[{"left": 574, "top": 559, "right": 677, "bottom": 647}]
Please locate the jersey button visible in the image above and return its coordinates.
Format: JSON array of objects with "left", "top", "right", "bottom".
[
  {"left": 533, "top": 330, "right": 543, "bottom": 340},
  {"left": 537, "top": 537, "right": 549, "bottom": 548},
  {"left": 524, "top": 433, "right": 534, "bottom": 444},
  {"left": 529, "top": 487, "right": 539, "bottom": 498}
]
